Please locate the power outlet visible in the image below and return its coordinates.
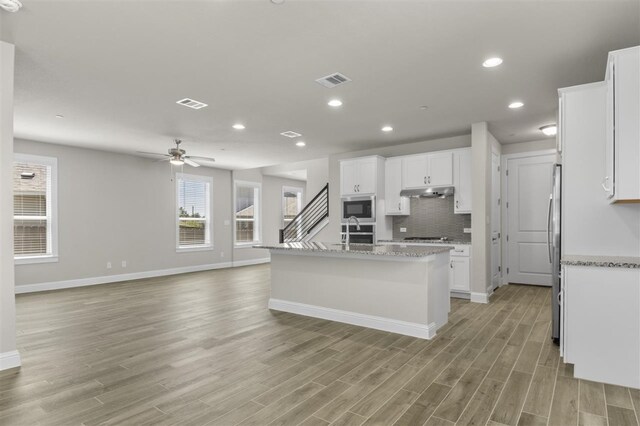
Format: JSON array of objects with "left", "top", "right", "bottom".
[
  {"left": 121, "top": 260, "right": 127, "bottom": 268},
  {"left": 400, "top": 227, "right": 407, "bottom": 233},
  {"left": 106, "top": 261, "right": 112, "bottom": 269}
]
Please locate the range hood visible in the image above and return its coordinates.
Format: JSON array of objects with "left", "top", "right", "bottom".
[{"left": 400, "top": 186, "right": 455, "bottom": 198}]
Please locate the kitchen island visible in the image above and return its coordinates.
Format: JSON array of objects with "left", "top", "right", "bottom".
[{"left": 254, "top": 242, "right": 452, "bottom": 339}]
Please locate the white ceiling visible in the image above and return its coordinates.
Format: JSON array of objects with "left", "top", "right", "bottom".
[{"left": 1, "top": 1, "right": 639, "bottom": 169}]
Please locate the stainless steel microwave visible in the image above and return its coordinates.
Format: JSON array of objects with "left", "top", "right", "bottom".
[{"left": 341, "top": 196, "right": 375, "bottom": 222}]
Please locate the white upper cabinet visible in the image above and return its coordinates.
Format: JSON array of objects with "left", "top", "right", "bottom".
[
  {"left": 385, "top": 158, "right": 409, "bottom": 215},
  {"left": 454, "top": 149, "right": 472, "bottom": 214},
  {"left": 401, "top": 155, "right": 429, "bottom": 189},
  {"left": 340, "top": 157, "right": 378, "bottom": 196},
  {"left": 427, "top": 152, "right": 454, "bottom": 186},
  {"left": 604, "top": 46, "right": 640, "bottom": 203},
  {"left": 402, "top": 152, "right": 453, "bottom": 189}
]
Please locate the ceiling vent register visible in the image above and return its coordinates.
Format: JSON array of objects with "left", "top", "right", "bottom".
[
  {"left": 176, "top": 98, "right": 208, "bottom": 110},
  {"left": 280, "top": 131, "right": 302, "bottom": 138},
  {"left": 315, "top": 72, "right": 351, "bottom": 88}
]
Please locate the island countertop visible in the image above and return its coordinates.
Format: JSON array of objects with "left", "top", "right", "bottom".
[{"left": 254, "top": 242, "right": 453, "bottom": 257}]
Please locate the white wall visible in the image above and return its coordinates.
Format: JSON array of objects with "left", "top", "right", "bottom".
[
  {"left": 0, "top": 41, "right": 20, "bottom": 369},
  {"left": 318, "top": 134, "right": 472, "bottom": 243},
  {"left": 501, "top": 139, "right": 555, "bottom": 155},
  {"left": 471, "top": 123, "right": 502, "bottom": 298},
  {"left": 14, "top": 139, "right": 235, "bottom": 289}
]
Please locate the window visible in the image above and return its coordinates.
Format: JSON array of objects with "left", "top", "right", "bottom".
[
  {"left": 13, "top": 154, "right": 58, "bottom": 264},
  {"left": 176, "top": 173, "right": 212, "bottom": 251},
  {"left": 234, "top": 181, "right": 261, "bottom": 246},
  {"left": 282, "top": 186, "right": 304, "bottom": 228}
]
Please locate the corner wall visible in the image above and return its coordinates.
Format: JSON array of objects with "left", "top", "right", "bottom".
[{"left": 0, "top": 41, "right": 20, "bottom": 370}]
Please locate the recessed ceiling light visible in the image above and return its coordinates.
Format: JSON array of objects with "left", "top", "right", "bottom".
[
  {"left": 55, "top": 114, "right": 64, "bottom": 119},
  {"left": 0, "top": 0, "right": 22, "bottom": 12},
  {"left": 382, "top": 126, "right": 393, "bottom": 132},
  {"left": 508, "top": 101, "right": 524, "bottom": 109},
  {"left": 328, "top": 99, "right": 343, "bottom": 107},
  {"left": 271, "top": 0, "right": 285, "bottom": 4},
  {"left": 232, "top": 123, "right": 245, "bottom": 130},
  {"left": 540, "top": 124, "right": 557, "bottom": 136},
  {"left": 419, "top": 105, "right": 429, "bottom": 110},
  {"left": 296, "top": 141, "right": 306, "bottom": 147},
  {"left": 482, "top": 57, "right": 503, "bottom": 68}
]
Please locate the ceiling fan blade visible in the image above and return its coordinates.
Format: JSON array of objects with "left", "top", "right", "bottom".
[
  {"left": 136, "top": 151, "right": 170, "bottom": 157},
  {"left": 186, "top": 155, "right": 216, "bottom": 162},
  {"left": 183, "top": 158, "right": 200, "bottom": 168}
]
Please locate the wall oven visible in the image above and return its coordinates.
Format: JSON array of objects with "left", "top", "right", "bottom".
[
  {"left": 341, "top": 196, "right": 375, "bottom": 222},
  {"left": 340, "top": 224, "right": 375, "bottom": 244}
]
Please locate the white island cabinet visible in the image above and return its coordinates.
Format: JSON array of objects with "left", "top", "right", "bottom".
[{"left": 255, "top": 242, "right": 452, "bottom": 339}]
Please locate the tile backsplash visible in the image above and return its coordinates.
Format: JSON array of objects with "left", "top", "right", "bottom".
[{"left": 392, "top": 197, "right": 471, "bottom": 241}]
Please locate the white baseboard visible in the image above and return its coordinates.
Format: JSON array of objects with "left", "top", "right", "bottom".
[
  {"left": 232, "top": 258, "right": 271, "bottom": 267},
  {"left": 15, "top": 262, "right": 234, "bottom": 294},
  {"left": 450, "top": 290, "right": 471, "bottom": 300},
  {"left": 268, "top": 298, "right": 437, "bottom": 339},
  {"left": 470, "top": 292, "right": 490, "bottom": 304},
  {"left": 0, "top": 350, "right": 21, "bottom": 371}
]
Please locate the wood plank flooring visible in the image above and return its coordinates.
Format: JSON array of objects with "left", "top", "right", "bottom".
[{"left": 1, "top": 264, "right": 638, "bottom": 425}]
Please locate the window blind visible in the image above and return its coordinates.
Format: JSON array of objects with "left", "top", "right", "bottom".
[
  {"left": 177, "top": 176, "right": 210, "bottom": 248},
  {"left": 13, "top": 162, "right": 51, "bottom": 256}
]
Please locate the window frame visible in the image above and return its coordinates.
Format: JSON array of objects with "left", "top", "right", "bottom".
[
  {"left": 233, "top": 180, "right": 262, "bottom": 247},
  {"left": 281, "top": 185, "right": 304, "bottom": 229},
  {"left": 175, "top": 173, "right": 213, "bottom": 253},
  {"left": 13, "top": 153, "right": 58, "bottom": 265}
]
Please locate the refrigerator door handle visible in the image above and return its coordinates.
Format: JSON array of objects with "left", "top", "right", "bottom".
[{"left": 547, "top": 194, "right": 553, "bottom": 263}]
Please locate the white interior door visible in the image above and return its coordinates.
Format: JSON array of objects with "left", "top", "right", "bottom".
[
  {"left": 506, "top": 155, "right": 555, "bottom": 286},
  {"left": 491, "top": 152, "right": 501, "bottom": 290}
]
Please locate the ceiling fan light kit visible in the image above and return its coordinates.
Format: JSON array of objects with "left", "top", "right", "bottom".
[{"left": 136, "top": 139, "right": 215, "bottom": 168}]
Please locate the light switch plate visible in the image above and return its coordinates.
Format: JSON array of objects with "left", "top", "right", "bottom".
[{"left": 400, "top": 227, "right": 407, "bottom": 233}]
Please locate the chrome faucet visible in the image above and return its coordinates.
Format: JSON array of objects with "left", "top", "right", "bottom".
[{"left": 345, "top": 216, "right": 361, "bottom": 246}]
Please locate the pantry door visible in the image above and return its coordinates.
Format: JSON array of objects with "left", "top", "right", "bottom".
[{"left": 506, "top": 154, "right": 555, "bottom": 286}]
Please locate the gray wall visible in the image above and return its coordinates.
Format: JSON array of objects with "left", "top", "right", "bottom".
[
  {"left": 392, "top": 197, "right": 471, "bottom": 242},
  {"left": 14, "top": 139, "right": 235, "bottom": 287}
]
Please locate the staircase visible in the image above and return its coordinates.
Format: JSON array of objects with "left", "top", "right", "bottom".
[{"left": 279, "top": 183, "right": 329, "bottom": 243}]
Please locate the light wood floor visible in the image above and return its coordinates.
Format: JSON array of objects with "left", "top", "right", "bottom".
[{"left": 2, "top": 264, "right": 639, "bottom": 426}]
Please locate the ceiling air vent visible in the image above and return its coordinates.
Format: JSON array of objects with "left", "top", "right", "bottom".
[
  {"left": 280, "top": 131, "right": 302, "bottom": 138},
  {"left": 315, "top": 72, "right": 351, "bottom": 88},
  {"left": 176, "top": 98, "right": 208, "bottom": 110}
]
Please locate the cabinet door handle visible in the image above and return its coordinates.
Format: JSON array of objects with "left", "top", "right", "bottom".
[
  {"left": 424, "top": 176, "right": 427, "bottom": 184},
  {"left": 428, "top": 176, "right": 431, "bottom": 184},
  {"left": 601, "top": 176, "right": 611, "bottom": 192},
  {"left": 450, "top": 261, "right": 453, "bottom": 269},
  {"left": 456, "top": 200, "right": 459, "bottom": 209},
  {"left": 357, "top": 184, "right": 360, "bottom": 192},
  {"left": 398, "top": 202, "right": 401, "bottom": 211}
]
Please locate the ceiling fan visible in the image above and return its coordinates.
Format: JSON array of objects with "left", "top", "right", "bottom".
[{"left": 137, "top": 139, "right": 215, "bottom": 167}]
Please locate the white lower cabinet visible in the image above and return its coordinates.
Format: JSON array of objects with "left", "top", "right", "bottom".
[
  {"left": 562, "top": 265, "right": 640, "bottom": 389},
  {"left": 449, "top": 256, "right": 470, "bottom": 292}
]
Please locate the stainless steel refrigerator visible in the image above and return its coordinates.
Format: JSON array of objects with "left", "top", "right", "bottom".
[{"left": 548, "top": 164, "right": 561, "bottom": 344}]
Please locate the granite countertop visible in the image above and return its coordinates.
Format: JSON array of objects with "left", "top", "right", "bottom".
[
  {"left": 254, "top": 242, "right": 453, "bottom": 257},
  {"left": 378, "top": 239, "right": 471, "bottom": 245},
  {"left": 562, "top": 255, "right": 640, "bottom": 269}
]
